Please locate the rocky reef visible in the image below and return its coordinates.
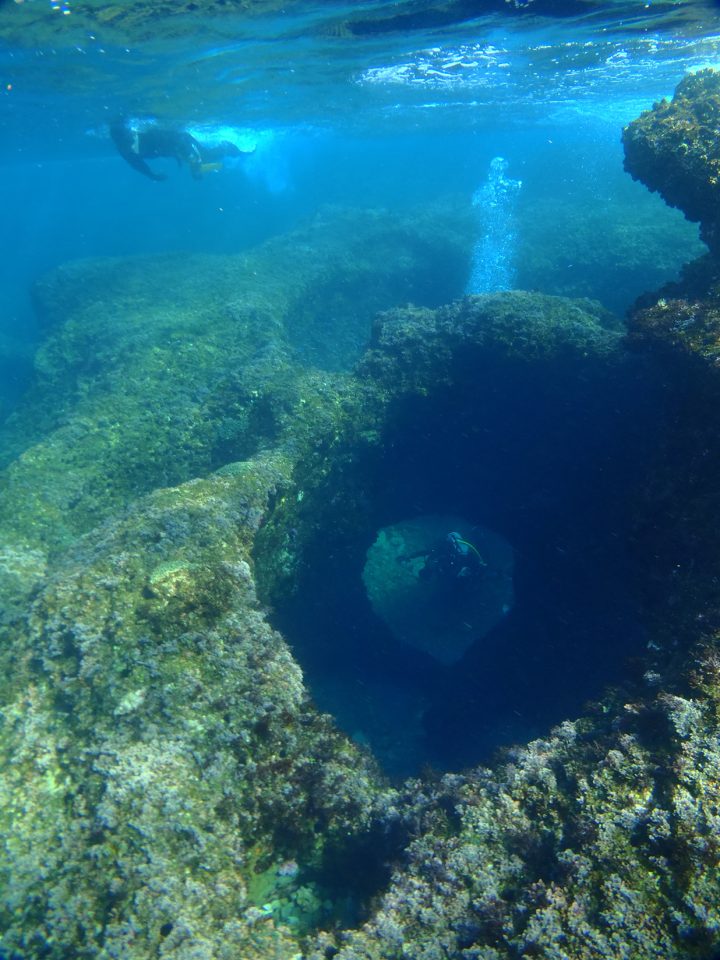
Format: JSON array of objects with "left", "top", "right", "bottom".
[
  {"left": 0, "top": 205, "right": 472, "bottom": 958},
  {"left": 261, "top": 291, "right": 720, "bottom": 960},
  {"left": 0, "top": 207, "right": 466, "bottom": 623},
  {"left": 623, "top": 68, "right": 720, "bottom": 255},
  {"left": 0, "top": 451, "right": 393, "bottom": 959},
  {"left": 622, "top": 70, "right": 720, "bottom": 693},
  {"left": 4, "top": 153, "right": 720, "bottom": 960}
]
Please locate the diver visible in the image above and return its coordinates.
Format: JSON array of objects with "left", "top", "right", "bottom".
[
  {"left": 110, "top": 117, "right": 241, "bottom": 182},
  {"left": 402, "top": 532, "right": 487, "bottom": 591}
]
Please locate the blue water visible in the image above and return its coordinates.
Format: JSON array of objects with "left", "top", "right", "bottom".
[{"left": 2, "top": 1, "right": 718, "bottom": 363}]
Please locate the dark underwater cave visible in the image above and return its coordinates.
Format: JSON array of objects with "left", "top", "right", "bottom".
[{"left": 256, "top": 339, "right": 670, "bottom": 779}]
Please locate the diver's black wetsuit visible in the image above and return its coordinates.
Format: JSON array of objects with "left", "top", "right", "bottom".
[
  {"left": 110, "top": 119, "right": 240, "bottom": 181},
  {"left": 406, "top": 532, "right": 487, "bottom": 590}
]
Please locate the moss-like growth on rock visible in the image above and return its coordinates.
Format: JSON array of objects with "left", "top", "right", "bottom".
[
  {"left": 623, "top": 69, "right": 720, "bottom": 253},
  {"left": 309, "top": 688, "right": 720, "bottom": 960},
  {"left": 7, "top": 171, "right": 720, "bottom": 958},
  {"left": 0, "top": 207, "right": 467, "bottom": 617},
  {"left": 0, "top": 205, "right": 470, "bottom": 959},
  {"left": 0, "top": 452, "right": 391, "bottom": 959}
]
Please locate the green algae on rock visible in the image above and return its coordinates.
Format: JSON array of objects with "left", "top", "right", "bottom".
[
  {"left": 255, "top": 291, "right": 627, "bottom": 619},
  {"left": 629, "top": 292, "right": 720, "bottom": 365},
  {"left": 0, "top": 207, "right": 467, "bottom": 620},
  {"left": 257, "top": 293, "right": 720, "bottom": 959},
  {"left": 0, "top": 451, "right": 392, "bottom": 960},
  {"left": 309, "top": 688, "right": 720, "bottom": 960},
  {"left": 623, "top": 69, "right": 720, "bottom": 254},
  {"left": 0, "top": 288, "right": 654, "bottom": 959},
  {"left": 5, "top": 190, "right": 720, "bottom": 957}
]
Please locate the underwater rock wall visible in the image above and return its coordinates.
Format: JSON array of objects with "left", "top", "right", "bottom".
[
  {"left": 0, "top": 303, "right": 424, "bottom": 955},
  {"left": 623, "top": 68, "right": 720, "bottom": 675},
  {"left": 309, "top": 682, "right": 720, "bottom": 960},
  {"left": 256, "top": 290, "right": 656, "bottom": 777},
  {"left": 256, "top": 290, "right": 628, "bottom": 620},
  {"left": 0, "top": 204, "right": 468, "bottom": 959},
  {"left": 259, "top": 289, "right": 720, "bottom": 959},
  {"left": 1, "top": 279, "right": 666, "bottom": 960}
]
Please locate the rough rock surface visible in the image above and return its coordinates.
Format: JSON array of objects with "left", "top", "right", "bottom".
[
  {"left": 4, "top": 190, "right": 720, "bottom": 960},
  {"left": 623, "top": 69, "right": 720, "bottom": 253},
  {"left": 0, "top": 207, "right": 467, "bottom": 620},
  {"left": 0, "top": 453, "right": 391, "bottom": 959}
]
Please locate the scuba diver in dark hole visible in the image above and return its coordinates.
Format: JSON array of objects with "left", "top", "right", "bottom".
[
  {"left": 402, "top": 531, "right": 487, "bottom": 592},
  {"left": 110, "top": 117, "right": 241, "bottom": 181}
]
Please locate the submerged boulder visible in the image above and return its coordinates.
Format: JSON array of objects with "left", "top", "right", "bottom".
[{"left": 623, "top": 68, "right": 720, "bottom": 254}]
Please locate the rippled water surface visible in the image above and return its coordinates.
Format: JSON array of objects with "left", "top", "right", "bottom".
[{"left": 3, "top": 0, "right": 720, "bottom": 138}]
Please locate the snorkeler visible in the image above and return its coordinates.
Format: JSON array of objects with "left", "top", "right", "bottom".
[
  {"left": 402, "top": 532, "right": 487, "bottom": 588},
  {"left": 110, "top": 117, "right": 241, "bottom": 181}
]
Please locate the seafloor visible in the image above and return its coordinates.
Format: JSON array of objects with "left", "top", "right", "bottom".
[{"left": 2, "top": 70, "right": 720, "bottom": 960}]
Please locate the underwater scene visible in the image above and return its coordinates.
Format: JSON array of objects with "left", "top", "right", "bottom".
[{"left": 4, "top": 0, "right": 720, "bottom": 956}]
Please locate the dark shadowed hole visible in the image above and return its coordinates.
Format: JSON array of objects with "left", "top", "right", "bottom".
[
  {"left": 257, "top": 347, "right": 670, "bottom": 780},
  {"left": 244, "top": 823, "right": 406, "bottom": 935}
]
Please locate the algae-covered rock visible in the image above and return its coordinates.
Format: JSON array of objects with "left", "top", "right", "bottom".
[
  {"left": 623, "top": 69, "right": 720, "bottom": 253},
  {"left": 629, "top": 292, "right": 720, "bottom": 364},
  {"left": 0, "top": 207, "right": 467, "bottom": 615},
  {"left": 311, "top": 690, "right": 720, "bottom": 960},
  {"left": 362, "top": 290, "right": 620, "bottom": 383},
  {"left": 6, "top": 185, "right": 720, "bottom": 958},
  {"left": 260, "top": 292, "right": 720, "bottom": 959},
  {"left": 623, "top": 78, "right": 720, "bottom": 676},
  {"left": 257, "top": 291, "right": 627, "bottom": 617},
  {"left": 0, "top": 451, "right": 390, "bottom": 960},
  {"left": 0, "top": 285, "right": 649, "bottom": 960},
  {"left": 0, "top": 205, "right": 469, "bottom": 958}
]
